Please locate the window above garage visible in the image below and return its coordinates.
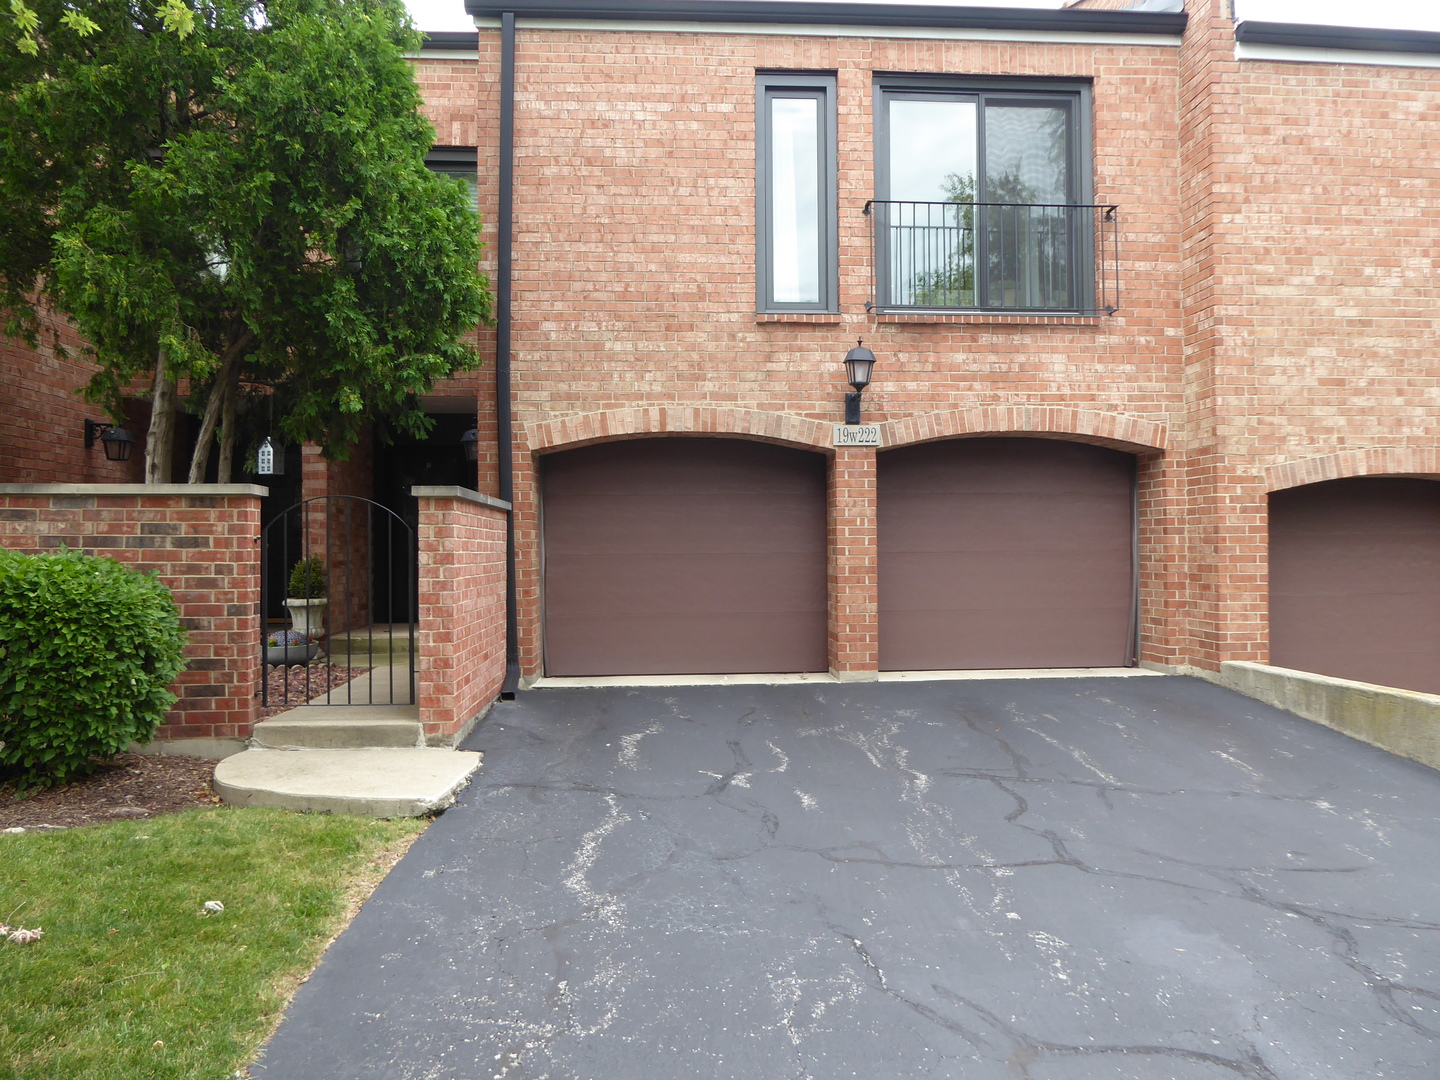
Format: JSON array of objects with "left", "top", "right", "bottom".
[{"left": 868, "top": 78, "right": 1118, "bottom": 316}]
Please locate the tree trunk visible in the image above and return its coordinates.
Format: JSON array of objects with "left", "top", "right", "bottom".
[
  {"left": 216, "top": 365, "right": 238, "bottom": 483},
  {"left": 145, "top": 347, "right": 177, "bottom": 485},
  {"left": 185, "top": 330, "right": 252, "bottom": 483}
]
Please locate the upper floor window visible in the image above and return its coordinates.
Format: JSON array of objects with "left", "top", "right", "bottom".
[
  {"left": 426, "top": 146, "right": 480, "bottom": 211},
  {"left": 871, "top": 79, "right": 1107, "bottom": 313},
  {"left": 757, "top": 74, "right": 838, "bottom": 313}
]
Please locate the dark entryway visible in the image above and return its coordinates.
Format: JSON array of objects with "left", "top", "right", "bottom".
[
  {"left": 541, "top": 437, "right": 828, "bottom": 676},
  {"left": 1269, "top": 476, "right": 1440, "bottom": 694},
  {"left": 878, "top": 437, "right": 1136, "bottom": 670}
]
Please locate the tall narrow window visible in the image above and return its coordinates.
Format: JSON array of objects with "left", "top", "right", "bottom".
[{"left": 758, "top": 74, "right": 836, "bottom": 312}]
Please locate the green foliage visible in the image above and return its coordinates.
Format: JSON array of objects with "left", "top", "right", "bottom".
[
  {"left": 0, "top": 549, "right": 186, "bottom": 789},
  {"left": 0, "top": 807, "right": 425, "bottom": 1080},
  {"left": 286, "top": 556, "right": 326, "bottom": 600},
  {"left": 0, "top": 0, "right": 492, "bottom": 462}
]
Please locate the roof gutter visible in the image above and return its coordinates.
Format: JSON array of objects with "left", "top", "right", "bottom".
[
  {"left": 464, "top": 0, "right": 1185, "bottom": 34},
  {"left": 1234, "top": 20, "right": 1440, "bottom": 55}
]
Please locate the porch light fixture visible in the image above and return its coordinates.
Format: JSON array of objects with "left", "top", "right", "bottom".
[
  {"left": 843, "top": 340, "right": 876, "bottom": 425},
  {"left": 83, "top": 419, "right": 135, "bottom": 462},
  {"left": 460, "top": 427, "right": 479, "bottom": 463}
]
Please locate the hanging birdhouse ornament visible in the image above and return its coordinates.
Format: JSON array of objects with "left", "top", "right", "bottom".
[{"left": 256, "top": 437, "right": 284, "bottom": 476}]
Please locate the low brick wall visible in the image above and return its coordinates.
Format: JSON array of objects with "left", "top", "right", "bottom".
[
  {"left": 414, "top": 486, "right": 509, "bottom": 742},
  {"left": 0, "top": 484, "right": 265, "bottom": 755}
]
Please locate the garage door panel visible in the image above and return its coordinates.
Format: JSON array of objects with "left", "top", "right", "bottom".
[
  {"left": 883, "top": 608, "right": 1132, "bottom": 670},
  {"left": 879, "top": 438, "right": 1134, "bottom": 671},
  {"left": 883, "top": 493, "right": 1133, "bottom": 553},
  {"left": 545, "top": 494, "right": 824, "bottom": 556},
  {"left": 1270, "top": 478, "right": 1440, "bottom": 695},
  {"left": 545, "top": 553, "right": 827, "bottom": 617},
  {"left": 542, "top": 438, "right": 827, "bottom": 676},
  {"left": 544, "top": 439, "right": 821, "bottom": 497},
  {"left": 545, "top": 613, "right": 827, "bottom": 677},
  {"left": 883, "top": 552, "right": 1131, "bottom": 610}
]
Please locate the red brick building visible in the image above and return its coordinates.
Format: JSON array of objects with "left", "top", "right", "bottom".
[{"left": 7, "top": 0, "right": 1440, "bottom": 737}]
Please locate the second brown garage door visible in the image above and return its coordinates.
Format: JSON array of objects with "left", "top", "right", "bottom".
[
  {"left": 1270, "top": 477, "right": 1440, "bottom": 694},
  {"left": 542, "top": 438, "right": 827, "bottom": 677},
  {"left": 878, "top": 438, "right": 1136, "bottom": 671}
]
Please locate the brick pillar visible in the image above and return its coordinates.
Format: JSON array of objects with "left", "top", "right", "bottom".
[
  {"left": 414, "top": 486, "right": 510, "bottom": 742},
  {"left": 1185, "top": 458, "right": 1269, "bottom": 672},
  {"left": 0, "top": 484, "right": 265, "bottom": 754},
  {"left": 828, "top": 448, "right": 878, "bottom": 679}
]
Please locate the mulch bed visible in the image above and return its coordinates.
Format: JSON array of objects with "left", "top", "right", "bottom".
[
  {"left": 1, "top": 665, "right": 372, "bottom": 832},
  {"left": 0, "top": 753, "right": 222, "bottom": 831}
]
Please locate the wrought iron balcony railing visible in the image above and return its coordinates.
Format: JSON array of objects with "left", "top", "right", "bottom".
[{"left": 864, "top": 200, "right": 1119, "bottom": 315}]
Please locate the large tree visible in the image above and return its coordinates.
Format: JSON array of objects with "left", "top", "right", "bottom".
[{"left": 0, "top": 0, "right": 491, "bottom": 482}]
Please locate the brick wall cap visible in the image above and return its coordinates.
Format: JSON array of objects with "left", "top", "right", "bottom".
[
  {"left": 0, "top": 483, "right": 269, "bottom": 497},
  {"left": 412, "top": 485, "right": 513, "bottom": 512}
]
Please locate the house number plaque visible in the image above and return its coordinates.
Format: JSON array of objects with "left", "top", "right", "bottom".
[{"left": 833, "top": 424, "right": 880, "bottom": 447}]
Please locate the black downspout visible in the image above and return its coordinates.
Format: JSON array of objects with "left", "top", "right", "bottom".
[{"left": 498, "top": 10, "right": 520, "bottom": 698}]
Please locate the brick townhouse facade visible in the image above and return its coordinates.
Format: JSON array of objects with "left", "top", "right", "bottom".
[{"left": 6, "top": 0, "right": 1440, "bottom": 732}]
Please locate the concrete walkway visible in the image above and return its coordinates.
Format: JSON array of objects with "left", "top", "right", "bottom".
[{"left": 254, "top": 677, "right": 1440, "bottom": 1079}]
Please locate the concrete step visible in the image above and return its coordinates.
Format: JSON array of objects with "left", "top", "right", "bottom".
[
  {"left": 253, "top": 707, "right": 423, "bottom": 750},
  {"left": 213, "top": 748, "right": 481, "bottom": 817},
  {"left": 326, "top": 626, "right": 415, "bottom": 664}
]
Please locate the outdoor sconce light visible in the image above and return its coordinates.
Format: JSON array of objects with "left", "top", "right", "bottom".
[
  {"left": 256, "top": 436, "right": 285, "bottom": 476},
  {"left": 83, "top": 419, "right": 136, "bottom": 463},
  {"left": 843, "top": 340, "right": 877, "bottom": 425},
  {"left": 460, "top": 427, "right": 480, "bottom": 464}
]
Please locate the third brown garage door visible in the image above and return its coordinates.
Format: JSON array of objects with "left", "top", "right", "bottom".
[
  {"left": 878, "top": 438, "right": 1136, "bottom": 671},
  {"left": 1269, "top": 477, "right": 1440, "bottom": 694},
  {"left": 542, "top": 438, "right": 827, "bottom": 677}
]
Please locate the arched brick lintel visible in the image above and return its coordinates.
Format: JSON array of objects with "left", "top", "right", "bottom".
[
  {"left": 523, "top": 407, "right": 834, "bottom": 455},
  {"left": 1264, "top": 447, "right": 1440, "bottom": 492},
  {"left": 877, "top": 407, "right": 1168, "bottom": 454}
]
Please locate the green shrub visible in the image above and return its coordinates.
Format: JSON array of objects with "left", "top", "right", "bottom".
[
  {"left": 287, "top": 556, "right": 327, "bottom": 599},
  {"left": 0, "top": 548, "right": 187, "bottom": 790}
]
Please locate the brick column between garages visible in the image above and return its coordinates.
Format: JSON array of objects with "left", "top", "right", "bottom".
[
  {"left": 0, "top": 484, "right": 264, "bottom": 750},
  {"left": 828, "top": 448, "right": 879, "bottom": 678}
]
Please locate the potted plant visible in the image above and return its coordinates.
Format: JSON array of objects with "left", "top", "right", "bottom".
[
  {"left": 284, "top": 557, "right": 328, "bottom": 638},
  {"left": 265, "top": 628, "right": 320, "bottom": 667}
]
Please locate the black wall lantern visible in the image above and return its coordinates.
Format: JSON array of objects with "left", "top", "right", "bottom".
[
  {"left": 460, "top": 427, "right": 480, "bottom": 464},
  {"left": 83, "top": 419, "right": 136, "bottom": 463},
  {"left": 843, "top": 340, "right": 876, "bottom": 425}
]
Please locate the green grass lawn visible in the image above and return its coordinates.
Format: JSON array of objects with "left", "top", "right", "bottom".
[{"left": 0, "top": 807, "right": 426, "bottom": 1080}]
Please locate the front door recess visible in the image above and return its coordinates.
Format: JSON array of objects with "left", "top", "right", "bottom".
[
  {"left": 541, "top": 438, "right": 827, "bottom": 677},
  {"left": 878, "top": 437, "right": 1135, "bottom": 671}
]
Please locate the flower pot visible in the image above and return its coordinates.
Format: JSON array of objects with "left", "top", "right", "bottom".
[
  {"left": 284, "top": 597, "right": 328, "bottom": 638},
  {"left": 265, "top": 641, "right": 320, "bottom": 667}
]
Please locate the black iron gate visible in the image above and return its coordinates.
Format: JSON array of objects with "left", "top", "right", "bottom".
[{"left": 260, "top": 496, "right": 416, "bottom": 709}]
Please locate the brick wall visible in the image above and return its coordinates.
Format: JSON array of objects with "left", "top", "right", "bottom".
[
  {"left": 0, "top": 485, "right": 264, "bottom": 749},
  {"left": 414, "top": 488, "right": 508, "bottom": 740}
]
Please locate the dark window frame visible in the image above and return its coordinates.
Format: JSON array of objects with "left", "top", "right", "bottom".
[
  {"left": 756, "top": 72, "right": 839, "bottom": 314},
  {"left": 872, "top": 75, "right": 1094, "bottom": 313},
  {"left": 426, "top": 146, "right": 480, "bottom": 211}
]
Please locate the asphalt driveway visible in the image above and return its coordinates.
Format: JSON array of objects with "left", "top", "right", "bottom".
[{"left": 255, "top": 676, "right": 1440, "bottom": 1079}]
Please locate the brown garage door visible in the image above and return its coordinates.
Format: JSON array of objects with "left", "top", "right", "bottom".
[
  {"left": 1269, "top": 477, "right": 1440, "bottom": 694},
  {"left": 878, "top": 438, "right": 1136, "bottom": 671},
  {"left": 542, "top": 438, "right": 827, "bottom": 677}
]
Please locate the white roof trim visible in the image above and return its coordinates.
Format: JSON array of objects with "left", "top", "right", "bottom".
[
  {"left": 1236, "top": 40, "right": 1440, "bottom": 69},
  {"left": 472, "top": 15, "right": 1181, "bottom": 45}
]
